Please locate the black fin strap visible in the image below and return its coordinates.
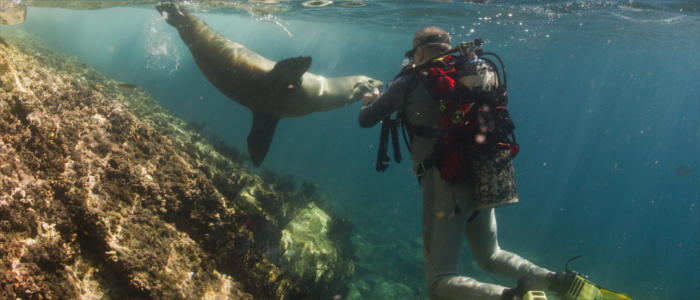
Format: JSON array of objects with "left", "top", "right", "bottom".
[{"left": 564, "top": 255, "right": 583, "bottom": 272}]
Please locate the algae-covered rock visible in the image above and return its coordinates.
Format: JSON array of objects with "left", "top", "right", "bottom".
[
  {"left": 369, "top": 281, "right": 415, "bottom": 299},
  {"left": 0, "top": 2, "right": 26, "bottom": 25},
  {"left": 0, "top": 28, "right": 353, "bottom": 299},
  {"left": 280, "top": 201, "right": 354, "bottom": 294},
  {"left": 346, "top": 282, "right": 364, "bottom": 300},
  {"left": 349, "top": 231, "right": 424, "bottom": 299}
]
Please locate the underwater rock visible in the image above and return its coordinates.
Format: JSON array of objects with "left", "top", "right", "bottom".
[
  {"left": 349, "top": 232, "right": 422, "bottom": 299},
  {"left": 0, "top": 1, "right": 25, "bottom": 25},
  {"left": 0, "top": 28, "right": 353, "bottom": 299},
  {"left": 369, "top": 280, "right": 415, "bottom": 299},
  {"left": 347, "top": 279, "right": 369, "bottom": 299},
  {"left": 279, "top": 202, "right": 355, "bottom": 297}
]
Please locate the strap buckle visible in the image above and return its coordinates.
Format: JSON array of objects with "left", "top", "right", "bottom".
[{"left": 414, "top": 162, "right": 426, "bottom": 177}]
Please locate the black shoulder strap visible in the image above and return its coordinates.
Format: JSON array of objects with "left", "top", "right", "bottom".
[
  {"left": 376, "top": 117, "right": 403, "bottom": 172},
  {"left": 375, "top": 68, "right": 426, "bottom": 172}
]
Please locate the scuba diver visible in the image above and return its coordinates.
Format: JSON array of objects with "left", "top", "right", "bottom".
[{"left": 358, "top": 27, "right": 631, "bottom": 300}]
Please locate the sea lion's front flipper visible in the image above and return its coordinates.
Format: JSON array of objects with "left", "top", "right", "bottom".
[
  {"left": 247, "top": 111, "right": 280, "bottom": 167},
  {"left": 268, "top": 56, "right": 312, "bottom": 89}
]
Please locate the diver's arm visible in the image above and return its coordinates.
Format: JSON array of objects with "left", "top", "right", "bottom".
[{"left": 358, "top": 74, "right": 411, "bottom": 128}]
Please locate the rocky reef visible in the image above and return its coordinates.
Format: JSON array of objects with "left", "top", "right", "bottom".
[{"left": 0, "top": 28, "right": 352, "bottom": 299}]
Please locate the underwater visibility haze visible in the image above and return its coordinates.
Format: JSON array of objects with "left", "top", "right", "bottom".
[{"left": 2, "top": 0, "right": 699, "bottom": 299}]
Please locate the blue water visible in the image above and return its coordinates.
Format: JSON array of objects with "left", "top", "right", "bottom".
[{"left": 9, "top": 1, "right": 699, "bottom": 299}]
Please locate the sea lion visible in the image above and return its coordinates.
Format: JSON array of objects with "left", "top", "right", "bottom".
[{"left": 156, "top": 2, "right": 382, "bottom": 167}]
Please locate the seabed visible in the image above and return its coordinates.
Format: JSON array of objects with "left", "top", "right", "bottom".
[{"left": 0, "top": 28, "right": 354, "bottom": 299}]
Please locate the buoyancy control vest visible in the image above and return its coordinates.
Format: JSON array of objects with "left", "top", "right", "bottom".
[{"left": 376, "top": 39, "right": 519, "bottom": 182}]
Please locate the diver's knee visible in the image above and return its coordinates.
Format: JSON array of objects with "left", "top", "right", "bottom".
[
  {"left": 426, "top": 275, "right": 450, "bottom": 300},
  {"left": 473, "top": 252, "right": 498, "bottom": 273},
  {"left": 426, "top": 276, "right": 440, "bottom": 298}
]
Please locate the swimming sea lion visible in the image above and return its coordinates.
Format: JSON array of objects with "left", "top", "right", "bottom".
[{"left": 156, "top": 2, "right": 382, "bottom": 167}]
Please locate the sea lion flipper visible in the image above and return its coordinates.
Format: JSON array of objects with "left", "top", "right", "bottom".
[
  {"left": 269, "top": 56, "right": 312, "bottom": 89},
  {"left": 247, "top": 111, "right": 280, "bottom": 167},
  {"left": 156, "top": 1, "right": 188, "bottom": 27}
]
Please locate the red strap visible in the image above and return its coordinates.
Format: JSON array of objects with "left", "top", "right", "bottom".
[
  {"left": 510, "top": 144, "right": 520, "bottom": 156},
  {"left": 440, "top": 151, "right": 463, "bottom": 181},
  {"left": 436, "top": 76, "right": 455, "bottom": 96}
]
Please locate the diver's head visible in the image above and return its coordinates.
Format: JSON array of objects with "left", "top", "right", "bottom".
[{"left": 405, "top": 27, "right": 451, "bottom": 65}]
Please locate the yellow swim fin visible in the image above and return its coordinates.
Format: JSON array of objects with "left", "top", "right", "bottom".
[
  {"left": 600, "top": 288, "right": 633, "bottom": 300},
  {"left": 523, "top": 291, "right": 548, "bottom": 300},
  {"left": 553, "top": 256, "right": 633, "bottom": 300}
]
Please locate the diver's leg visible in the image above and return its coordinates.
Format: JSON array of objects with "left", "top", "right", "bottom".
[
  {"left": 465, "top": 208, "right": 551, "bottom": 288},
  {"left": 421, "top": 169, "right": 507, "bottom": 299}
]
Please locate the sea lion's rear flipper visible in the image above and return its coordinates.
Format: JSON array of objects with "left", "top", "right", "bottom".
[
  {"left": 156, "top": 1, "right": 188, "bottom": 27},
  {"left": 268, "top": 56, "right": 312, "bottom": 89},
  {"left": 247, "top": 111, "right": 280, "bottom": 167}
]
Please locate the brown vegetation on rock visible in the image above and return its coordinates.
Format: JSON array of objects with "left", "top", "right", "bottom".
[{"left": 0, "top": 29, "right": 353, "bottom": 299}]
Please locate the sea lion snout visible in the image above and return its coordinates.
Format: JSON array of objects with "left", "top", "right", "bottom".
[
  {"left": 352, "top": 77, "right": 383, "bottom": 93},
  {"left": 349, "top": 77, "right": 384, "bottom": 102}
]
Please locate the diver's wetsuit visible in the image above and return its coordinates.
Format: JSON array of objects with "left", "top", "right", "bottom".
[{"left": 359, "top": 59, "right": 551, "bottom": 300}]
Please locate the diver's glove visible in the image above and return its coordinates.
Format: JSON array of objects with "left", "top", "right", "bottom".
[{"left": 501, "top": 275, "right": 541, "bottom": 300}]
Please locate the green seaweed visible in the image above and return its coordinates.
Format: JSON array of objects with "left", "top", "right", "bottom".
[
  {"left": 207, "top": 133, "right": 247, "bottom": 164},
  {"left": 261, "top": 169, "right": 296, "bottom": 194}
]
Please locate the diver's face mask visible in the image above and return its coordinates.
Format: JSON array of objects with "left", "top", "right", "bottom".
[
  {"left": 403, "top": 47, "right": 417, "bottom": 62},
  {"left": 401, "top": 46, "right": 419, "bottom": 68},
  {"left": 402, "top": 35, "right": 451, "bottom": 67},
  {"left": 401, "top": 44, "right": 433, "bottom": 68},
  {"left": 401, "top": 56, "right": 414, "bottom": 68}
]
